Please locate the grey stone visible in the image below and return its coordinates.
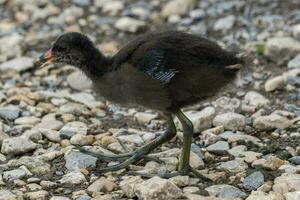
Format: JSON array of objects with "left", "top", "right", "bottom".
[
  {"left": 59, "top": 103, "right": 90, "bottom": 115},
  {"left": 120, "top": 176, "right": 143, "bottom": 198},
  {"left": 217, "top": 159, "right": 248, "bottom": 173},
  {"left": 59, "top": 172, "right": 86, "bottom": 185},
  {"left": 285, "top": 191, "right": 300, "bottom": 200},
  {"left": 0, "top": 190, "right": 19, "bottom": 200},
  {"left": 0, "top": 57, "right": 34, "bottom": 72},
  {"left": 265, "top": 37, "right": 300, "bottom": 64},
  {"left": 207, "top": 141, "right": 229, "bottom": 155},
  {"left": 214, "top": 15, "right": 235, "bottom": 31},
  {"left": 213, "top": 112, "right": 246, "bottom": 131},
  {"left": 212, "top": 96, "right": 241, "bottom": 113},
  {"left": 288, "top": 54, "right": 300, "bottom": 69},
  {"left": 135, "top": 176, "right": 183, "bottom": 200},
  {"left": 253, "top": 114, "right": 290, "bottom": 130},
  {"left": 161, "top": 0, "right": 196, "bottom": 18},
  {"left": 59, "top": 121, "right": 87, "bottom": 139},
  {"left": 243, "top": 171, "right": 265, "bottom": 190},
  {"left": 289, "top": 156, "right": 300, "bottom": 165},
  {"left": 0, "top": 105, "right": 21, "bottom": 120},
  {"left": 64, "top": 150, "right": 97, "bottom": 172},
  {"left": 1, "top": 137, "right": 37, "bottom": 155},
  {"left": 3, "top": 165, "right": 32, "bottom": 181},
  {"left": 265, "top": 75, "right": 285, "bottom": 92},
  {"left": 0, "top": 33, "right": 22, "bottom": 62},
  {"left": 115, "top": 17, "right": 146, "bottom": 33},
  {"left": 244, "top": 91, "right": 270, "bottom": 108},
  {"left": 205, "top": 184, "right": 246, "bottom": 199}
]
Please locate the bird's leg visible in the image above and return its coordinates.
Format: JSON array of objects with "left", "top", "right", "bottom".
[
  {"left": 176, "top": 109, "right": 193, "bottom": 174},
  {"left": 129, "top": 110, "right": 210, "bottom": 181},
  {"left": 90, "top": 114, "right": 177, "bottom": 174}
]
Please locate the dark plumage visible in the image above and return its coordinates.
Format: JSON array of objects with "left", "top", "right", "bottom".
[{"left": 37, "top": 31, "right": 244, "bottom": 178}]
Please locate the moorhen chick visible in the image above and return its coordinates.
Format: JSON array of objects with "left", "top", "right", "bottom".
[{"left": 37, "top": 31, "right": 244, "bottom": 178}]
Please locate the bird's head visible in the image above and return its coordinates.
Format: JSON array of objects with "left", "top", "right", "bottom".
[{"left": 36, "top": 32, "right": 95, "bottom": 68}]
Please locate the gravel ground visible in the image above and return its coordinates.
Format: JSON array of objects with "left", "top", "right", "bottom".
[{"left": 0, "top": 0, "right": 299, "bottom": 199}]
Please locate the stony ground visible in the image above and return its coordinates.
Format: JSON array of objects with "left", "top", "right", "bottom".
[{"left": 0, "top": 0, "right": 299, "bottom": 199}]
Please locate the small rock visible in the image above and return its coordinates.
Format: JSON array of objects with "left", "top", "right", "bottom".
[
  {"left": 115, "top": 17, "right": 146, "bottom": 33},
  {"left": 213, "top": 112, "right": 246, "bottom": 131},
  {"left": 161, "top": 0, "right": 196, "bottom": 18},
  {"left": 169, "top": 176, "right": 189, "bottom": 187},
  {"left": 25, "top": 190, "right": 49, "bottom": 200},
  {"left": 59, "top": 103, "right": 90, "bottom": 115},
  {"left": 289, "top": 156, "right": 300, "bottom": 165},
  {"left": 265, "top": 75, "right": 285, "bottom": 92},
  {"left": 212, "top": 96, "right": 241, "bottom": 113},
  {"left": 288, "top": 54, "right": 300, "bottom": 69},
  {"left": 50, "top": 197, "right": 70, "bottom": 200},
  {"left": 273, "top": 174, "right": 300, "bottom": 195},
  {"left": 176, "top": 107, "right": 216, "bottom": 133},
  {"left": 244, "top": 91, "right": 270, "bottom": 108},
  {"left": 59, "top": 172, "right": 86, "bottom": 185},
  {"left": 0, "top": 105, "right": 21, "bottom": 120},
  {"left": 1, "top": 137, "right": 37, "bottom": 155},
  {"left": 120, "top": 176, "right": 143, "bottom": 198},
  {"left": 252, "top": 155, "right": 285, "bottom": 171},
  {"left": 190, "top": 151, "right": 205, "bottom": 169},
  {"left": 87, "top": 177, "right": 116, "bottom": 193},
  {"left": 285, "top": 191, "right": 300, "bottom": 200},
  {"left": 265, "top": 37, "right": 300, "bottom": 64},
  {"left": 0, "top": 190, "right": 19, "bottom": 200},
  {"left": 207, "top": 141, "right": 229, "bottom": 155},
  {"left": 35, "top": 114, "right": 63, "bottom": 130},
  {"left": 135, "top": 176, "right": 183, "bottom": 200},
  {"left": 243, "top": 171, "right": 265, "bottom": 191},
  {"left": 246, "top": 191, "right": 284, "bottom": 200},
  {"left": 0, "top": 57, "right": 34, "bottom": 72},
  {"left": 253, "top": 114, "right": 290, "bottom": 130},
  {"left": 59, "top": 121, "right": 87, "bottom": 139},
  {"left": 292, "top": 24, "right": 300, "bottom": 39},
  {"left": 217, "top": 159, "right": 248, "bottom": 173},
  {"left": 15, "top": 116, "right": 41, "bottom": 125},
  {"left": 67, "top": 71, "right": 93, "bottom": 91},
  {"left": 0, "top": 33, "right": 22, "bottom": 62},
  {"left": 118, "top": 134, "right": 144, "bottom": 146},
  {"left": 3, "top": 166, "right": 32, "bottom": 181},
  {"left": 134, "top": 112, "right": 157, "bottom": 125},
  {"left": 65, "top": 150, "right": 97, "bottom": 172},
  {"left": 70, "top": 134, "right": 94, "bottom": 146},
  {"left": 214, "top": 15, "right": 235, "bottom": 31},
  {"left": 40, "top": 129, "right": 61, "bottom": 142},
  {"left": 205, "top": 184, "right": 246, "bottom": 199}
]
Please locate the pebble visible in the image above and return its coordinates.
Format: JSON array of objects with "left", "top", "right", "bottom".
[
  {"left": 0, "top": 105, "right": 21, "bottom": 120},
  {"left": 292, "top": 23, "right": 300, "bottom": 39},
  {"left": 265, "top": 75, "right": 285, "bottom": 92},
  {"left": 243, "top": 171, "right": 265, "bottom": 191},
  {"left": 50, "top": 197, "right": 71, "bottom": 200},
  {"left": 0, "top": 190, "right": 19, "bottom": 200},
  {"left": 246, "top": 191, "right": 284, "bottom": 200},
  {"left": 0, "top": 33, "right": 22, "bottom": 62},
  {"left": 252, "top": 155, "right": 285, "bottom": 171},
  {"left": 169, "top": 176, "right": 189, "bottom": 187},
  {"left": 205, "top": 184, "right": 246, "bottom": 199},
  {"left": 213, "top": 112, "right": 246, "bottom": 131},
  {"left": 217, "top": 159, "right": 248, "bottom": 173},
  {"left": 212, "top": 96, "right": 241, "bottom": 113},
  {"left": 285, "top": 191, "right": 300, "bottom": 200},
  {"left": 120, "top": 176, "right": 144, "bottom": 198},
  {"left": 161, "top": 0, "right": 196, "bottom": 18},
  {"left": 3, "top": 166, "right": 32, "bottom": 181},
  {"left": 1, "top": 136, "right": 37, "bottom": 155},
  {"left": 0, "top": 57, "right": 33, "bottom": 72},
  {"left": 288, "top": 54, "right": 300, "bottom": 69},
  {"left": 207, "top": 141, "right": 229, "bottom": 155},
  {"left": 64, "top": 150, "right": 97, "bottom": 172},
  {"left": 213, "top": 15, "right": 235, "bottom": 31},
  {"left": 59, "top": 172, "right": 87, "bottom": 185},
  {"left": 115, "top": 17, "right": 146, "bottom": 33},
  {"left": 176, "top": 107, "right": 216, "bottom": 133},
  {"left": 135, "top": 176, "right": 183, "bottom": 200},
  {"left": 25, "top": 190, "right": 49, "bottom": 200},
  {"left": 134, "top": 112, "right": 157, "bottom": 125},
  {"left": 244, "top": 91, "right": 270, "bottom": 108},
  {"left": 289, "top": 156, "right": 300, "bottom": 165},
  {"left": 59, "top": 121, "right": 87, "bottom": 139},
  {"left": 15, "top": 116, "right": 41, "bottom": 125},
  {"left": 118, "top": 134, "right": 144, "bottom": 146},
  {"left": 40, "top": 129, "right": 61, "bottom": 142},
  {"left": 87, "top": 177, "right": 116, "bottom": 193},
  {"left": 253, "top": 114, "right": 291, "bottom": 130},
  {"left": 265, "top": 37, "right": 300, "bottom": 64},
  {"left": 273, "top": 174, "right": 300, "bottom": 195},
  {"left": 70, "top": 134, "right": 94, "bottom": 146}
]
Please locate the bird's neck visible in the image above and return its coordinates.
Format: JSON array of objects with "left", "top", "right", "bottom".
[{"left": 80, "top": 47, "right": 111, "bottom": 79}]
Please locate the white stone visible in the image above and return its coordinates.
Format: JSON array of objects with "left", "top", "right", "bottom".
[
  {"left": 213, "top": 112, "right": 245, "bottom": 131},
  {"left": 253, "top": 114, "right": 291, "bottom": 130},
  {"left": 214, "top": 15, "right": 236, "bottom": 31},
  {"left": 115, "top": 17, "right": 146, "bottom": 33},
  {"left": 161, "top": 0, "right": 196, "bottom": 18},
  {"left": 1, "top": 137, "right": 37, "bottom": 155},
  {"left": 244, "top": 91, "right": 270, "bottom": 108}
]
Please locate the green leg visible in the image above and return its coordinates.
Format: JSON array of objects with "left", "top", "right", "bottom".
[
  {"left": 93, "top": 114, "right": 177, "bottom": 174},
  {"left": 175, "top": 109, "right": 194, "bottom": 175}
]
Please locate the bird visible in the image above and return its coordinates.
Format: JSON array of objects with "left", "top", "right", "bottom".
[{"left": 36, "top": 30, "right": 245, "bottom": 179}]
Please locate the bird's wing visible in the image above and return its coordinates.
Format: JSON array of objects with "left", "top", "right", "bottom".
[{"left": 135, "top": 49, "right": 179, "bottom": 84}]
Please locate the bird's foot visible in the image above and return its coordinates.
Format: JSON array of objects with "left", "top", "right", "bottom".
[{"left": 128, "top": 165, "right": 211, "bottom": 181}]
